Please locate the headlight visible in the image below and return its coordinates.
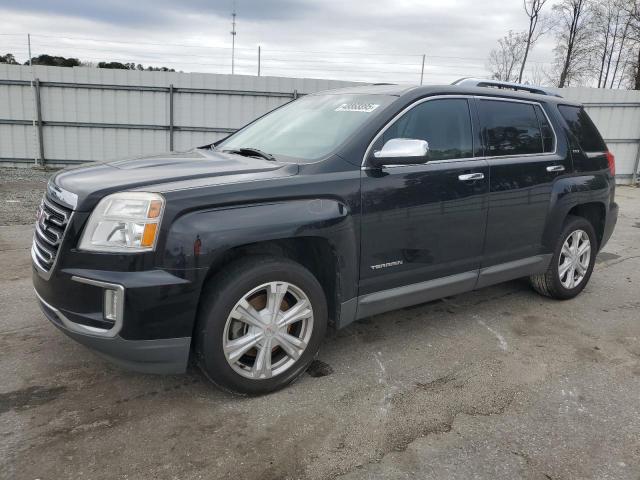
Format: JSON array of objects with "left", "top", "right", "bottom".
[{"left": 78, "top": 192, "right": 165, "bottom": 252}]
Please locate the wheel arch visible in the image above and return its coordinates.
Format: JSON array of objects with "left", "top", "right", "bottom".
[
  {"left": 161, "top": 199, "right": 358, "bottom": 334},
  {"left": 201, "top": 237, "right": 342, "bottom": 328},
  {"left": 542, "top": 174, "right": 611, "bottom": 253},
  {"left": 566, "top": 202, "right": 606, "bottom": 249}
]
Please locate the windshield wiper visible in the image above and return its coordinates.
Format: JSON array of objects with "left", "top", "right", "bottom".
[{"left": 223, "top": 147, "right": 275, "bottom": 161}]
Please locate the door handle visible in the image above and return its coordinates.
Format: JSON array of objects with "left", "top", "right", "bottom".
[
  {"left": 546, "top": 165, "right": 565, "bottom": 172},
  {"left": 458, "top": 173, "right": 484, "bottom": 181}
]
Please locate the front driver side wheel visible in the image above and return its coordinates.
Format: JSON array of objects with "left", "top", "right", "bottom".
[{"left": 195, "top": 256, "right": 328, "bottom": 395}]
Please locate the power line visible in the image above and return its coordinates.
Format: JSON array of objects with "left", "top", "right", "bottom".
[
  {"left": 0, "top": 33, "right": 555, "bottom": 65},
  {"left": 24, "top": 41, "right": 429, "bottom": 66},
  {"left": 12, "top": 39, "right": 492, "bottom": 72},
  {"left": 29, "top": 33, "right": 249, "bottom": 51},
  {"left": 1, "top": 32, "right": 499, "bottom": 82},
  {"left": 256, "top": 47, "right": 423, "bottom": 57},
  {"left": 26, "top": 34, "right": 425, "bottom": 58}
]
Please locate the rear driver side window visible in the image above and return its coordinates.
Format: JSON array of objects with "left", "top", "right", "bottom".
[
  {"left": 479, "top": 100, "right": 543, "bottom": 156},
  {"left": 380, "top": 98, "right": 473, "bottom": 161}
]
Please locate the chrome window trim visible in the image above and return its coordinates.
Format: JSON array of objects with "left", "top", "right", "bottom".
[
  {"left": 474, "top": 95, "right": 558, "bottom": 157},
  {"left": 361, "top": 94, "right": 559, "bottom": 169},
  {"left": 361, "top": 95, "right": 475, "bottom": 168},
  {"left": 363, "top": 156, "right": 486, "bottom": 170}
]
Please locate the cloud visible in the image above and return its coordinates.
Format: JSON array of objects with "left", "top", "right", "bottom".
[
  {"left": 0, "top": 0, "right": 558, "bottom": 84},
  {"left": 0, "top": 0, "right": 315, "bottom": 24}
]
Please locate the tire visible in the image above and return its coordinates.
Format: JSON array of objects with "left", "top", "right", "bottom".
[
  {"left": 195, "top": 255, "right": 328, "bottom": 395},
  {"left": 529, "top": 215, "right": 597, "bottom": 300}
]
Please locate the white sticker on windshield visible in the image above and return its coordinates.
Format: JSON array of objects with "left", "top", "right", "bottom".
[{"left": 335, "top": 103, "right": 380, "bottom": 113}]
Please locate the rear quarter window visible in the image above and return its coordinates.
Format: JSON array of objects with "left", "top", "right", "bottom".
[{"left": 558, "top": 105, "right": 607, "bottom": 152}]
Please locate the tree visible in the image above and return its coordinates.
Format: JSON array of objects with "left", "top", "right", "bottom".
[
  {"left": 487, "top": 31, "right": 528, "bottom": 82},
  {"left": 25, "top": 54, "right": 81, "bottom": 67},
  {"left": 0, "top": 53, "right": 19, "bottom": 65},
  {"left": 625, "top": 0, "right": 640, "bottom": 89},
  {"left": 593, "top": 0, "right": 634, "bottom": 88},
  {"left": 529, "top": 62, "right": 553, "bottom": 85},
  {"left": 97, "top": 61, "right": 175, "bottom": 71},
  {"left": 98, "top": 61, "right": 134, "bottom": 69},
  {"left": 518, "top": 0, "right": 550, "bottom": 83},
  {"left": 553, "top": 0, "right": 595, "bottom": 87}
]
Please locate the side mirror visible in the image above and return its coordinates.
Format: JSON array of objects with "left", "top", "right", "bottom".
[{"left": 370, "top": 138, "right": 429, "bottom": 167}]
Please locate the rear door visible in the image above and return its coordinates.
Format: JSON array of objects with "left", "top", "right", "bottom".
[{"left": 477, "top": 98, "right": 568, "bottom": 275}]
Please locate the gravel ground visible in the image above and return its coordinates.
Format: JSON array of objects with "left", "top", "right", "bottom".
[
  {"left": 1, "top": 170, "right": 639, "bottom": 480},
  {"left": 0, "top": 168, "right": 55, "bottom": 225}
]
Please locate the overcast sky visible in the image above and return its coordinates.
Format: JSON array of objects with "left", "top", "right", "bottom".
[{"left": 0, "top": 0, "right": 559, "bottom": 84}]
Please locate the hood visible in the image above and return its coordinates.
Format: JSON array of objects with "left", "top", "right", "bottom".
[{"left": 51, "top": 149, "right": 298, "bottom": 211}]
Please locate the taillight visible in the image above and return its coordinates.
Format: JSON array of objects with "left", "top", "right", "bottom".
[{"left": 606, "top": 151, "right": 615, "bottom": 176}]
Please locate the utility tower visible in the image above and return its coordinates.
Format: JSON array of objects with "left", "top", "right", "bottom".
[{"left": 230, "top": 3, "right": 237, "bottom": 74}]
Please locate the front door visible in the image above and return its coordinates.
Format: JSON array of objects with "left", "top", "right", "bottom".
[{"left": 359, "top": 97, "right": 489, "bottom": 312}]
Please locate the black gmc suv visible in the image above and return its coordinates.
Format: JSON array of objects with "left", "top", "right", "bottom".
[{"left": 32, "top": 79, "right": 618, "bottom": 394}]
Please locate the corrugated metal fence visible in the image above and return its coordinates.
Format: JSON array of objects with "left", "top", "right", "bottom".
[
  {"left": 0, "top": 64, "right": 359, "bottom": 168},
  {"left": 1, "top": 65, "right": 639, "bottom": 183}
]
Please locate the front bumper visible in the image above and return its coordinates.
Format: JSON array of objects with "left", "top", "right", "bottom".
[
  {"left": 32, "top": 260, "right": 200, "bottom": 374},
  {"left": 36, "top": 289, "right": 190, "bottom": 374}
]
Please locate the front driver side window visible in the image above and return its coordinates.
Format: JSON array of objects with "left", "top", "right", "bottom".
[{"left": 379, "top": 98, "right": 474, "bottom": 160}]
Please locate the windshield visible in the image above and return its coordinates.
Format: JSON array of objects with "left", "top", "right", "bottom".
[{"left": 216, "top": 93, "right": 395, "bottom": 161}]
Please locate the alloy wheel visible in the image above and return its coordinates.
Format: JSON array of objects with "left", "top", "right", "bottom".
[
  {"left": 558, "top": 229, "right": 591, "bottom": 289},
  {"left": 222, "top": 281, "right": 314, "bottom": 379}
]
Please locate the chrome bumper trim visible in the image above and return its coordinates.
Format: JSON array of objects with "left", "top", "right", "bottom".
[{"left": 34, "top": 276, "right": 125, "bottom": 338}]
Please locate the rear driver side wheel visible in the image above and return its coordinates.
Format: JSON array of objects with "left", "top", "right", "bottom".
[
  {"left": 195, "top": 256, "right": 327, "bottom": 395},
  {"left": 529, "top": 215, "right": 597, "bottom": 300}
]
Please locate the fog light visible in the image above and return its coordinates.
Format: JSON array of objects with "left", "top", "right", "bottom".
[{"left": 104, "top": 289, "right": 119, "bottom": 321}]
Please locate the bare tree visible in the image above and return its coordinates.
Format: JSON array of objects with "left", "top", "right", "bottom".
[
  {"left": 487, "top": 31, "right": 528, "bottom": 82},
  {"left": 625, "top": 0, "right": 640, "bottom": 89},
  {"left": 529, "top": 62, "right": 553, "bottom": 85},
  {"left": 609, "top": 0, "right": 638, "bottom": 88},
  {"left": 518, "top": 0, "right": 550, "bottom": 82},
  {"left": 593, "top": 0, "right": 634, "bottom": 88},
  {"left": 553, "top": 0, "right": 595, "bottom": 87},
  {"left": 595, "top": 1, "right": 616, "bottom": 86}
]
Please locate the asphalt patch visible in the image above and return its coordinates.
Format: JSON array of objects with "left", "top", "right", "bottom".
[
  {"left": 0, "top": 385, "right": 66, "bottom": 414},
  {"left": 597, "top": 252, "right": 622, "bottom": 263},
  {"left": 306, "top": 359, "right": 334, "bottom": 377}
]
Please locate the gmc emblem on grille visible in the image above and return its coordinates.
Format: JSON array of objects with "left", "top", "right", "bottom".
[{"left": 36, "top": 205, "right": 50, "bottom": 229}]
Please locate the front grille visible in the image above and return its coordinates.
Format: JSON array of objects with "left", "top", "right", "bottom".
[{"left": 32, "top": 195, "right": 73, "bottom": 273}]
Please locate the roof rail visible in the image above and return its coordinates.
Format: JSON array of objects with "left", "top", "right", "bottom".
[{"left": 451, "top": 77, "right": 562, "bottom": 98}]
